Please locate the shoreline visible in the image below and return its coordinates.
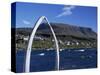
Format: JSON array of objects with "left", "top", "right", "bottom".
[{"left": 16, "top": 47, "right": 97, "bottom": 51}]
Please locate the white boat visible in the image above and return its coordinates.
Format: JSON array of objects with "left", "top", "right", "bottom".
[
  {"left": 60, "top": 49, "right": 64, "bottom": 51},
  {"left": 39, "top": 53, "right": 45, "bottom": 56},
  {"left": 78, "top": 49, "right": 85, "bottom": 52},
  {"left": 46, "top": 48, "right": 54, "bottom": 51}
]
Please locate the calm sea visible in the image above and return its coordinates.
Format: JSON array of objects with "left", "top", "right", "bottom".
[{"left": 16, "top": 48, "right": 97, "bottom": 73}]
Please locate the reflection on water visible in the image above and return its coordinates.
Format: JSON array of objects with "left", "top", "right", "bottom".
[{"left": 16, "top": 48, "right": 97, "bottom": 73}]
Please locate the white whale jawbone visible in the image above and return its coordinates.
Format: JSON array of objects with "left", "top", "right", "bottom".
[
  {"left": 46, "top": 18, "right": 60, "bottom": 70},
  {"left": 25, "top": 16, "right": 60, "bottom": 72}
]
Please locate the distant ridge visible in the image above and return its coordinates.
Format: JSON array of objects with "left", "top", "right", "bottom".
[{"left": 16, "top": 22, "right": 97, "bottom": 40}]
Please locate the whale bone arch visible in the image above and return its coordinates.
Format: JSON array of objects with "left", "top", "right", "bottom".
[{"left": 25, "top": 16, "right": 60, "bottom": 72}]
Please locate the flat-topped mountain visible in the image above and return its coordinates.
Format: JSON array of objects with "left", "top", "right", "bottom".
[
  {"left": 16, "top": 23, "right": 97, "bottom": 40},
  {"left": 15, "top": 23, "right": 97, "bottom": 49}
]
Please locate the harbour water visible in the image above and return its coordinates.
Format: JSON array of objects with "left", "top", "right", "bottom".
[{"left": 16, "top": 48, "right": 97, "bottom": 73}]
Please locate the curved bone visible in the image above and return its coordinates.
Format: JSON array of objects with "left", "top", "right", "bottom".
[{"left": 25, "top": 16, "right": 59, "bottom": 72}]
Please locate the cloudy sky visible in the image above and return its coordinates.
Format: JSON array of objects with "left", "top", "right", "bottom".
[{"left": 14, "top": 2, "right": 97, "bottom": 32}]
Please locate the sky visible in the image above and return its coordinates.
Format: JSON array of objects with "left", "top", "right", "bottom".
[{"left": 14, "top": 2, "right": 97, "bottom": 32}]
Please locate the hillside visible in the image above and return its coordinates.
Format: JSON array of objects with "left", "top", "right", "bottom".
[
  {"left": 16, "top": 23, "right": 97, "bottom": 39},
  {"left": 15, "top": 23, "right": 97, "bottom": 50}
]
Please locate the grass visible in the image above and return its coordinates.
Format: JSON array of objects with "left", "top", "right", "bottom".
[{"left": 16, "top": 39, "right": 97, "bottom": 50}]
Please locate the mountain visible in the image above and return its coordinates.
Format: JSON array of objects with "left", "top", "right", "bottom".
[
  {"left": 38, "top": 23, "right": 97, "bottom": 39},
  {"left": 16, "top": 23, "right": 97, "bottom": 40},
  {"left": 15, "top": 23, "right": 97, "bottom": 49}
]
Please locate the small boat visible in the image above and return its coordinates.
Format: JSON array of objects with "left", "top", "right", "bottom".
[
  {"left": 46, "top": 48, "right": 54, "bottom": 51},
  {"left": 78, "top": 49, "right": 85, "bottom": 52},
  {"left": 39, "top": 53, "right": 45, "bottom": 56},
  {"left": 60, "top": 49, "right": 64, "bottom": 51}
]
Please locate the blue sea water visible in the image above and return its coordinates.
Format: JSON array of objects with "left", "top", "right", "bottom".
[{"left": 16, "top": 48, "right": 97, "bottom": 73}]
